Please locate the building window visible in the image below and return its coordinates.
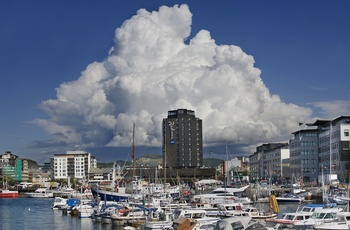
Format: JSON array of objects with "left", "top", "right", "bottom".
[{"left": 345, "top": 130, "right": 349, "bottom": 137}]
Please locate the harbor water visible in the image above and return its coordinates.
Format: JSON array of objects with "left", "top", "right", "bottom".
[
  {"left": 0, "top": 198, "right": 304, "bottom": 230},
  {"left": 0, "top": 198, "right": 120, "bottom": 230}
]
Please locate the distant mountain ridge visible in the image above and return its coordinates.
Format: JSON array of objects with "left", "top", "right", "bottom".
[
  {"left": 204, "top": 158, "right": 223, "bottom": 168},
  {"left": 140, "top": 154, "right": 223, "bottom": 168},
  {"left": 29, "top": 154, "right": 223, "bottom": 169}
]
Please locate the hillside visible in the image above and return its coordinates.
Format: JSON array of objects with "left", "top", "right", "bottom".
[
  {"left": 141, "top": 154, "right": 223, "bottom": 168},
  {"left": 21, "top": 159, "right": 40, "bottom": 169},
  {"left": 27, "top": 154, "right": 223, "bottom": 169},
  {"left": 97, "top": 160, "right": 128, "bottom": 168},
  {"left": 203, "top": 158, "right": 223, "bottom": 168}
]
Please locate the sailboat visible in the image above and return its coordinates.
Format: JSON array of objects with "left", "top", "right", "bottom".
[
  {"left": 90, "top": 160, "right": 131, "bottom": 201},
  {"left": 90, "top": 123, "right": 137, "bottom": 202}
]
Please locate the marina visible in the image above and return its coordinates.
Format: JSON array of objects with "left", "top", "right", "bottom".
[
  {"left": 0, "top": 174, "right": 348, "bottom": 230},
  {"left": 2, "top": 195, "right": 343, "bottom": 230}
]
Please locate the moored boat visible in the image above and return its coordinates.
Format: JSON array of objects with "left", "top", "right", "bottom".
[
  {"left": 295, "top": 204, "right": 326, "bottom": 213},
  {"left": 143, "top": 208, "right": 174, "bottom": 230},
  {"left": 90, "top": 185, "right": 130, "bottom": 202},
  {"left": 193, "top": 185, "right": 250, "bottom": 206},
  {"left": 61, "top": 198, "right": 80, "bottom": 215},
  {"left": 111, "top": 206, "right": 147, "bottom": 226},
  {"left": 26, "top": 187, "right": 54, "bottom": 198},
  {"left": 144, "top": 220, "right": 173, "bottom": 230},
  {"left": 217, "top": 202, "right": 245, "bottom": 216},
  {"left": 52, "top": 197, "right": 67, "bottom": 209},
  {"left": 172, "top": 208, "right": 221, "bottom": 230},
  {"left": 293, "top": 207, "right": 343, "bottom": 230},
  {"left": 77, "top": 203, "right": 96, "bottom": 218},
  {"left": 265, "top": 212, "right": 313, "bottom": 229},
  {"left": 0, "top": 189, "right": 19, "bottom": 198},
  {"left": 214, "top": 215, "right": 270, "bottom": 230},
  {"left": 314, "top": 211, "right": 350, "bottom": 229},
  {"left": 275, "top": 192, "right": 304, "bottom": 203},
  {"left": 91, "top": 201, "right": 121, "bottom": 222},
  {"left": 243, "top": 206, "right": 278, "bottom": 220}
]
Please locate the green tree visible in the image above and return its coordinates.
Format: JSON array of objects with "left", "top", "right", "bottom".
[{"left": 242, "top": 169, "right": 250, "bottom": 176}]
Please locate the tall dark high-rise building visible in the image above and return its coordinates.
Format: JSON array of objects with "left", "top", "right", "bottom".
[{"left": 162, "top": 109, "right": 203, "bottom": 169}]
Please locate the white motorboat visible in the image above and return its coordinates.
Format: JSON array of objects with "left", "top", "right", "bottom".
[
  {"left": 77, "top": 203, "right": 95, "bottom": 218},
  {"left": 193, "top": 192, "right": 236, "bottom": 206},
  {"left": 91, "top": 201, "right": 120, "bottom": 222},
  {"left": 328, "top": 193, "right": 350, "bottom": 205},
  {"left": 243, "top": 206, "right": 278, "bottom": 220},
  {"left": 214, "top": 216, "right": 270, "bottom": 230},
  {"left": 193, "top": 185, "right": 250, "bottom": 206},
  {"left": 143, "top": 207, "right": 174, "bottom": 230},
  {"left": 172, "top": 208, "right": 221, "bottom": 230},
  {"left": 314, "top": 212, "right": 350, "bottom": 229},
  {"left": 275, "top": 193, "right": 304, "bottom": 203},
  {"left": 265, "top": 212, "right": 313, "bottom": 229},
  {"left": 144, "top": 220, "right": 173, "bottom": 230},
  {"left": 243, "top": 195, "right": 279, "bottom": 220},
  {"left": 295, "top": 204, "right": 327, "bottom": 213},
  {"left": 26, "top": 188, "right": 54, "bottom": 198},
  {"left": 191, "top": 202, "right": 228, "bottom": 218},
  {"left": 293, "top": 207, "right": 343, "bottom": 230},
  {"left": 216, "top": 202, "right": 245, "bottom": 216},
  {"left": 52, "top": 197, "right": 67, "bottom": 209},
  {"left": 265, "top": 202, "right": 334, "bottom": 229}
]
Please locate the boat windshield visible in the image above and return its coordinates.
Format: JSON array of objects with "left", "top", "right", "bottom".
[
  {"left": 218, "top": 206, "right": 226, "bottom": 211},
  {"left": 285, "top": 215, "right": 295, "bottom": 220},
  {"left": 191, "top": 213, "right": 205, "bottom": 219},
  {"left": 300, "top": 207, "right": 312, "bottom": 212},
  {"left": 311, "top": 212, "right": 333, "bottom": 219}
]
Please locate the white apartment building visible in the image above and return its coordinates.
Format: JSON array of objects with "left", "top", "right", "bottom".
[{"left": 53, "top": 150, "right": 97, "bottom": 180}]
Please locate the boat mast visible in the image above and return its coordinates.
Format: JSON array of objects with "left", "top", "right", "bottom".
[
  {"left": 132, "top": 122, "right": 136, "bottom": 180},
  {"left": 224, "top": 141, "right": 228, "bottom": 204},
  {"left": 112, "top": 161, "right": 116, "bottom": 192}
]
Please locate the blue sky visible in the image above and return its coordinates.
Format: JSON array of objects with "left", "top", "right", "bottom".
[{"left": 0, "top": 1, "right": 349, "bottom": 164}]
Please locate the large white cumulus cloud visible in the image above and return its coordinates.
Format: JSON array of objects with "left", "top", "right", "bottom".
[{"left": 35, "top": 4, "right": 311, "bottom": 151}]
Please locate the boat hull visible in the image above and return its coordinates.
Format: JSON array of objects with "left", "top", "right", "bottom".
[
  {"left": 275, "top": 197, "right": 304, "bottom": 202},
  {"left": 144, "top": 221, "right": 173, "bottom": 230},
  {"left": 26, "top": 193, "right": 53, "bottom": 198},
  {"left": 0, "top": 191, "right": 19, "bottom": 198},
  {"left": 112, "top": 216, "right": 146, "bottom": 226},
  {"left": 90, "top": 186, "right": 130, "bottom": 202},
  {"left": 26, "top": 188, "right": 54, "bottom": 198},
  {"left": 251, "top": 213, "right": 278, "bottom": 219},
  {"left": 78, "top": 204, "right": 95, "bottom": 218}
]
